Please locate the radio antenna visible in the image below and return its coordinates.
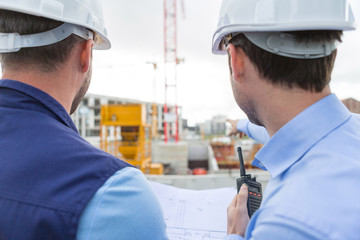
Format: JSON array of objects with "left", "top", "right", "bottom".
[{"left": 237, "top": 147, "right": 246, "bottom": 177}]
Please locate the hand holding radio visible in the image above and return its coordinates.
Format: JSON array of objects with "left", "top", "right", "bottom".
[
  {"left": 236, "top": 146, "right": 262, "bottom": 217},
  {"left": 227, "top": 184, "right": 250, "bottom": 237},
  {"left": 227, "top": 146, "right": 263, "bottom": 236}
]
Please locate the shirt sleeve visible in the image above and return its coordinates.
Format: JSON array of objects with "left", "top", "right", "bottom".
[
  {"left": 245, "top": 213, "right": 328, "bottom": 240},
  {"left": 76, "top": 167, "right": 168, "bottom": 240},
  {"left": 223, "top": 215, "right": 325, "bottom": 240},
  {"left": 236, "top": 119, "right": 270, "bottom": 144}
]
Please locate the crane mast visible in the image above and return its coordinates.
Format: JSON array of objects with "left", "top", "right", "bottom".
[{"left": 163, "top": 0, "right": 179, "bottom": 143}]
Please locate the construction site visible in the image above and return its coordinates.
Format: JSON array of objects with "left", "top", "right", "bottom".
[{"left": 71, "top": 92, "right": 271, "bottom": 189}]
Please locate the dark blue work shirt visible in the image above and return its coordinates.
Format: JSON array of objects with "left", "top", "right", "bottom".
[{"left": 0, "top": 79, "right": 130, "bottom": 240}]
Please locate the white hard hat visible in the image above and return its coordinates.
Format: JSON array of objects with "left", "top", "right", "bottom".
[
  {"left": 0, "top": 0, "right": 110, "bottom": 52},
  {"left": 212, "top": 0, "right": 356, "bottom": 58}
]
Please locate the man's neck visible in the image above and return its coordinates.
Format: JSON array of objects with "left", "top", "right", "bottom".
[
  {"left": 1, "top": 67, "right": 77, "bottom": 114},
  {"left": 260, "top": 85, "right": 331, "bottom": 137}
]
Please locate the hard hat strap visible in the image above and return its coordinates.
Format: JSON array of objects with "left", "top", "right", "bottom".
[
  {"left": 243, "top": 32, "right": 338, "bottom": 59},
  {"left": 0, "top": 23, "right": 94, "bottom": 53}
]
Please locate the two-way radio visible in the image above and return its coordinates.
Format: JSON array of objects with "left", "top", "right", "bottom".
[{"left": 236, "top": 146, "right": 262, "bottom": 217}]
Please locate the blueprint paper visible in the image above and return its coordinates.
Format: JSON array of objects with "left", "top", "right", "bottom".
[{"left": 149, "top": 181, "right": 237, "bottom": 240}]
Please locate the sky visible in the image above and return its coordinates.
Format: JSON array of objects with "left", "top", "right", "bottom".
[{"left": 91, "top": 0, "right": 229, "bottom": 126}]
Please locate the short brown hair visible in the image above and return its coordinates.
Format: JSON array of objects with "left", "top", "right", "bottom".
[
  {"left": 0, "top": 10, "right": 84, "bottom": 72},
  {"left": 229, "top": 31, "right": 343, "bottom": 92}
]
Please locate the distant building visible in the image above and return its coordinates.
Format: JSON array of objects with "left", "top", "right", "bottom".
[
  {"left": 196, "top": 115, "right": 227, "bottom": 136},
  {"left": 71, "top": 93, "right": 183, "bottom": 143},
  {"left": 342, "top": 98, "right": 360, "bottom": 114},
  {"left": 211, "top": 115, "right": 227, "bottom": 135}
]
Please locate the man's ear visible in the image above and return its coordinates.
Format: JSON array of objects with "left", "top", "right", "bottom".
[
  {"left": 80, "top": 39, "right": 94, "bottom": 73},
  {"left": 227, "top": 44, "right": 245, "bottom": 82}
]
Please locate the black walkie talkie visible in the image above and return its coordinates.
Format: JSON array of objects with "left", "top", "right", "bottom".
[{"left": 236, "top": 146, "right": 262, "bottom": 217}]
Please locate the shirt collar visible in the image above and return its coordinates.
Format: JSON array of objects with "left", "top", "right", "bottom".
[
  {"left": 253, "top": 94, "right": 351, "bottom": 178},
  {"left": 0, "top": 79, "right": 78, "bottom": 132}
]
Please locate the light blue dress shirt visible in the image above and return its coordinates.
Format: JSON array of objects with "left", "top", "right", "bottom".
[
  {"left": 225, "top": 94, "right": 360, "bottom": 240},
  {"left": 76, "top": 167, "right": 169, "bottom": 240}
]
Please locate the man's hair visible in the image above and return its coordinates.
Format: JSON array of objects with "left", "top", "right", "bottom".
[
  {"left": 229, "top": 31, "right": 343, "bottom": 92},
  {"left": 0, "top": 10, "right": 84, "bottom": 72}
]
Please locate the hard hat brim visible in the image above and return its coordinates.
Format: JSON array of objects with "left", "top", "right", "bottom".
[
  {"left": 0, "top": 1, "right": 111, "bottom": 50},
  {"left": 212, "top": 0, "right": 357, "bottom": 55},
  {"left": 212, "top": 21, "right": 356, "bottom": 55}
]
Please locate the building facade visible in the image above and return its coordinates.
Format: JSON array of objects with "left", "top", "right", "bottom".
[
  {"left": 196, "top": 115, "right": 227, "bottom": 136},
  {"left": 71, "top": 93, "right": 183, "bottom": 144}
]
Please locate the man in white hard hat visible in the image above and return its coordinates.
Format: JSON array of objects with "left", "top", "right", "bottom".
[
  {"left": 212, "top": 0, "right": 360, "bottom": 239},
  {"left": 0, "top": 1, "right": 167, "bottom": 240}
]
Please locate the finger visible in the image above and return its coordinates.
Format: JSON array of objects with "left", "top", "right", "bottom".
[
  {"left": 229, "top": 128, "right": 240, "bottom": 135},
  {"left": 236, "top": 184, "right": 248, "bottom": 209},
  {"left": 228, "top": 194, "right": 238, "bottom": 209},
  {"left": 228, "top": 130, "right": 236, "bottom": 136}
]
